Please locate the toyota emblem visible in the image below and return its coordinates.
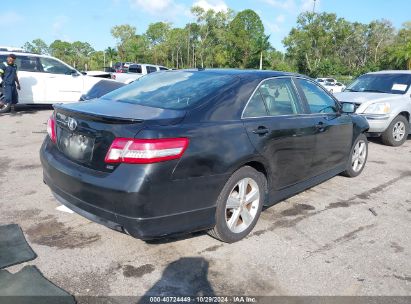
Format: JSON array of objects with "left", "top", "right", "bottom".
[{"left": 67, "top": 117, "right": 78, "bottom": 131}]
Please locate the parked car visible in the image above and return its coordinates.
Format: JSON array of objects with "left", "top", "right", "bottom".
[
  {"left": 111, "top": 63, "right": 169, "bottom": 84},
  {"left": 316, "top": 78, "right": 345, "bottom": 93},
  {"left": 40, "top": 69, "right": 369, "bottom": 243},
  {"left": 325, "top": 82, "right": 346, "bottom": 93},
  {"left": 79, "top": 80, "right": 125, "bottom": 101},
  {"left": 316, "top": 77, "right": 337, "bottom": 85},
  {"left": 335, "top": 70, "right": 411, "bottom": 146},
  {"left": 113, "top": 62, "right": 135, "bottom": 72},
  {"left": 83, "top": 70, "right": 112, "bottom": 79},
  {"left": 0, "top": 50, "right": 118, "bottom": 113}
]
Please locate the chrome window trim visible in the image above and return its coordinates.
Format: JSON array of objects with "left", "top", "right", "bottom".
[
  {"left": 241, "top": 76, "right": 303, "bottom": 120},
  {"left": 293, "top": 76, "right": 343, "bottom": 113}
]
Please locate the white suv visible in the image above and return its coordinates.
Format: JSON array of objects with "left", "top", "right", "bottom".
[
  {"left": 0, "top": 50, "right": 113, "bottom": 113},
  {"left": 335, "top": 71, "right": 411, "bottom": 146}
]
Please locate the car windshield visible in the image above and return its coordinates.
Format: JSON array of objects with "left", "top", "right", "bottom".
[
  {"left": 102, "top": 71, "right": 237, "bottom": 110},
  {"left": 346, "top": 74, "right": 411, "bottom": 94}
]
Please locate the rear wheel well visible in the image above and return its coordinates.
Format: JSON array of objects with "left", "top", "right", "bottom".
[
  {"left": 399, "top": 111, "right": 410, "bottom": 122},
  {"left": 243, "top": 161, "right": 268, "bottom": 181}
]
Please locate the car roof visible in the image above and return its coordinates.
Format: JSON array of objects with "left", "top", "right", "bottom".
[
  {"left": 367, "top": 70, "right": 411, "bottom": 75},
  {"left": 174, "top": 68, "right": 306, "bottom": 79},
  {"left": 0, "top": 51, "right": 54, "bottom": 59}
]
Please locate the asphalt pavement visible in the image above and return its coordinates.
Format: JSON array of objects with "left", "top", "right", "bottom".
[{"left": 0, "top": 108, "right": 410, "bottom": 301}]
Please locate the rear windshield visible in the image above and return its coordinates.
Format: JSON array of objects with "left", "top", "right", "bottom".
[
  {"left": 346, "top": 73, "right": 411, "bottom": 94},
  {"left": 102, "top": 71, "right": 237, "bottom": 110}
]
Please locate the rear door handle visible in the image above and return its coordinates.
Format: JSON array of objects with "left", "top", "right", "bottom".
[{"left": 252, "top": 126, "right": 269, "bottom": 135}]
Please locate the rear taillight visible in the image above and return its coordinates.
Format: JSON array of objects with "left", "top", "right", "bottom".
[
  {"left": 47, "top": 114, "right": 57, "bottom": 143},
  {"left": 105, "top": 138, "right": 189, "bottom": 164}
]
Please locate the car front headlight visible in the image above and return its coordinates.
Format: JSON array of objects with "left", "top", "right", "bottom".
[{"left": 364, "top": 102, "right": 391, "bottom": 114}]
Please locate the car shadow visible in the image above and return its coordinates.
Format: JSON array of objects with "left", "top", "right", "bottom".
[
  {"left": 367, "top": 134, "right": 411, "bottom": 144},
  {"left": 145, "top": 230, "right": 208, "bottom": 245},
  {"left": 138, "top": 257, "right": 215, "bottom": 302},
  {"left": 367, "top": 137, "right": 382, "bottom": 144}
]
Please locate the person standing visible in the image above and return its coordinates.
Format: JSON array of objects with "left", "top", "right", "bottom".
[{"left": 0, "top": 54, "right": 21, "bottom": 113}]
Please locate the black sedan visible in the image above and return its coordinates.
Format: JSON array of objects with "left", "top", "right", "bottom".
[{"left": 40, "top": 69, "right": 369, "bottom": 243}]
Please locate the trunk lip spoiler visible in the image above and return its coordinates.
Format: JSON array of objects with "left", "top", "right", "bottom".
[{"left": 53, "top": 104, "right": 144, "bottom": 124}]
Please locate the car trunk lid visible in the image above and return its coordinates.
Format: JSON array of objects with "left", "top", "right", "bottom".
[{"left": 53, "top": 99, "right": 186, "bottom": 171}]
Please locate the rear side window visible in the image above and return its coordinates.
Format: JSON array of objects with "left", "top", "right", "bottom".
[
  {"left": 243, "top": 90, "right": 268, "bottom": 118},
  {"left": 14, "top": 56, "right": 43, "bottom": 72},
  {"left": 128, "top": 65, "right": 142, "bottom": 73},
  {"left": 159, "top": 67, "right": 168, "bottom": 71},
  {"left": 297, "top": 79, "right": 338, "bottom": 114},
  {"left": 146, "top": 66, "right": 158, "bottom": 73},
  {"left": 259, "top": 78, "right": 301, "bottom": 116},
  {"left": 103, "top": 71, "right": 237, "bottom": 110}
]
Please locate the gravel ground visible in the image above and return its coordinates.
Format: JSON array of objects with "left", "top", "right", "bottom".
[{"left": 0, "top": 107, "right": 410, "bottom": 302}]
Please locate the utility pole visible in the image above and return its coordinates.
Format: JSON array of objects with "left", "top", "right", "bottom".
[{"left": 313, "top": 0, "right": 317, "bottom": 13}]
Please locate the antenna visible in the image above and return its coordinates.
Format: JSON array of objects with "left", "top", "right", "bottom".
[{"left": 313, "top": 0, "right": 317, "bottom": 13}]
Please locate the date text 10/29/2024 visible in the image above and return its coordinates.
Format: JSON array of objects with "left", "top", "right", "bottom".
[{"left": 149, "top": 296, "right": 257, "bottom": 303}]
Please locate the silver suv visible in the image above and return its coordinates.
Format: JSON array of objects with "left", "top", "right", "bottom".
[{"left": 335, "top": 71, "right": 411, "bottom": 146}]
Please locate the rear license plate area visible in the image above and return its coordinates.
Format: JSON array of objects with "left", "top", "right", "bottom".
[{"left": 57, "top": 127, "right": 95, "bottom": 163}]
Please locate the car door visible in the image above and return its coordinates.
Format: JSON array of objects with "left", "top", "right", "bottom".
[
  {"left": 39, "top": 57, "right": 84, "bottom": 103},
  {"left": 294, "top": 78, "right": 353, "bottom": 175},
  {"left": 9, "top": 55, "right": 46, "bottom": 104},
  {"left": 242, "top": 77, "right": 318, "bottom": 190}
]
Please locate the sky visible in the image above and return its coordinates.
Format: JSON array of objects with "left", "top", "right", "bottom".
[{"left": 1, "top": 0, "right": 410, "bottom": 52}]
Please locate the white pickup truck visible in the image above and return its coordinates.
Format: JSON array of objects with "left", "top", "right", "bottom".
[{"left": 111, "top": 63, "right": 169, "bottom": 84}]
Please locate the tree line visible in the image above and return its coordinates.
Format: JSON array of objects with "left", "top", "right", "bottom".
[{"left": 22, "top": 7, "right": 411, "bottom": 79}]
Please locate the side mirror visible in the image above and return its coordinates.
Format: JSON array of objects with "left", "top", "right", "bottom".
[{"left": 341, "top": 102, "right": 355, "bottom": 113}]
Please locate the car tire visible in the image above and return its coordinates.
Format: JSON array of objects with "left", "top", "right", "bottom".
[
  {"left": 208, "top": 166, "right": 266, "bottom": 243},
  {"left": 342, "top": 133, "right": 368, "bottom": 178},
  {"left": 0, "top": 94, "right": 11, "bottom": 114},
  {"left": 381, "top": 115, "right": 409, "bottom": 147}
]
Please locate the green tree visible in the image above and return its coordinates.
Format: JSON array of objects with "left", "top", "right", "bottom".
[
  {"left": 227, "top": 9, "right": 268, "bottom": 68},
  {"left": 22, "top": 39, "right": 49, "bottom": 54},
  {"left": 191, "top": 6, "right": 234, "bottom": 68},
  {"left": 111, "top": 24, "right": 137, "bottom": 61},
  {"left": 145, "top": 22, "right": 171, "bottom": 65},
  {"left": 71, "top": 41, "right": 95, "bottom": 70},
  {"left": 49, "top": 40, "right": 74, "bottom": 65},
  {"left": 386, "top": 22, "right": 411, "bottom": 69},
  {"left": 105, "top": 47, "right": 118, "bottom": 66}
]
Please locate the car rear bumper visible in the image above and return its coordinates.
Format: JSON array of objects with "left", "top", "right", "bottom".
[{"left": 40, "top": 139, "right": 226, "bottom": 240}]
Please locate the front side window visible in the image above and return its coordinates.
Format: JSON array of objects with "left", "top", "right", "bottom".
[
  {"left": 259, "top": 78, "right": 301, "bottom": 116},
  {"left": 297, "top": 79, "right": 338, "bottom": 114},
  {"left": 39, "top": 57, "right": 73, "bottom": 75},
  {"left": 346, "top": 73, "right": 411, "bottom": 95}
]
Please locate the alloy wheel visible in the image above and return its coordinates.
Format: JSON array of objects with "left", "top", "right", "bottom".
[
  {"left": 351, "top": 140, "right": 367, "bottom": 172},
  {"left": 392, "top": 121, "right": 406, "bottom": 142},
  {"left": 225, "top": 178, "right": 260, "bottom": 233}
]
